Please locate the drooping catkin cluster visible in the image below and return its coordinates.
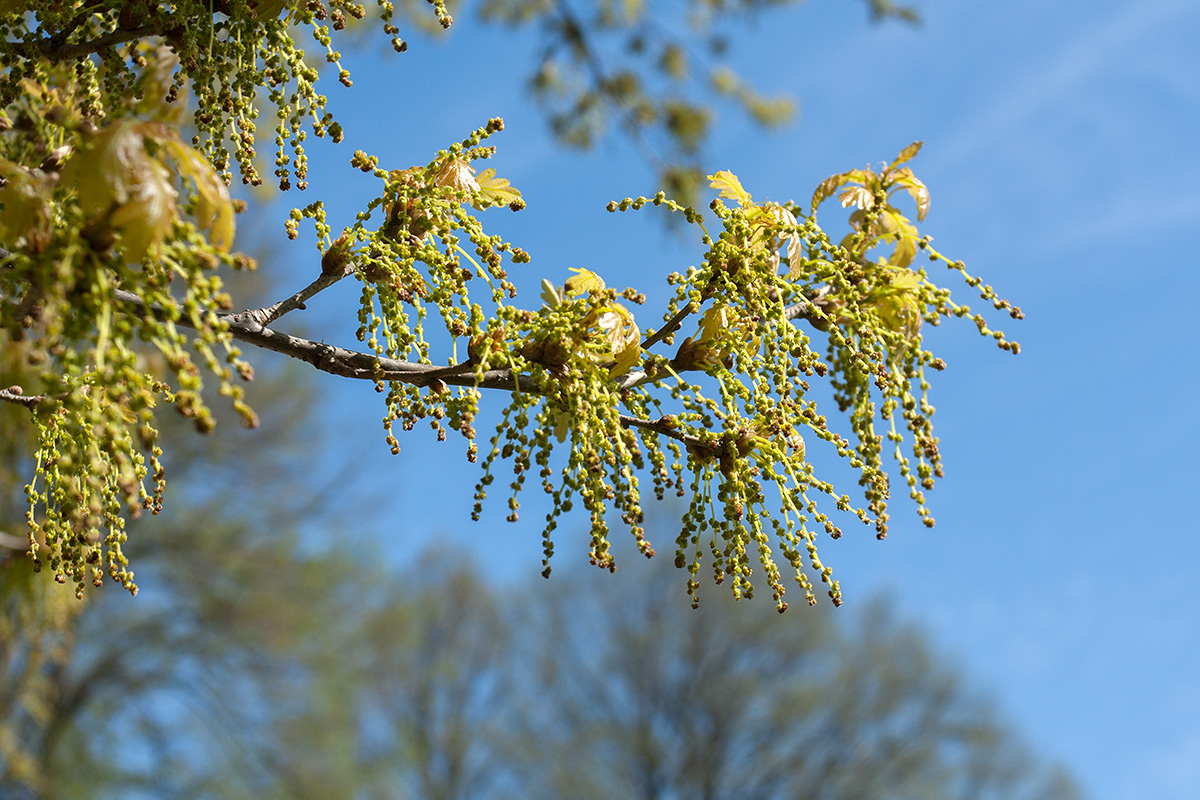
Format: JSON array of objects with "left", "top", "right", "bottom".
[
  {"left": 1, "top": 2, "right": 1021, "bottom": 609},
  {"left": 0, "top": 0, "right": 424, "bottom": 594}
]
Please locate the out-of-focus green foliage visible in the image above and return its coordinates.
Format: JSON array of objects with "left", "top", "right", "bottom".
[
  {"left": 1, "top": 497, "right": 1084, "bottom": 799},
  {"left": 467, "top": 0, "right": 920, "bottom": 204},
  {"left": 510, "top": 559, "right": 1080, "bottom": 800}
]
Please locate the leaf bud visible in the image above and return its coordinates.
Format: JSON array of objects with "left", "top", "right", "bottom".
[{"left": 321, "top": 230, "right": 354, "bottom": 275}]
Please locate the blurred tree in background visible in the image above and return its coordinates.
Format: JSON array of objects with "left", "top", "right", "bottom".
[
  {"left": 511, "top": 562, "right": 1081, "bottom": 800},
  {"left": 2, "top": 483, "right": 1084, "bottom": 798}
]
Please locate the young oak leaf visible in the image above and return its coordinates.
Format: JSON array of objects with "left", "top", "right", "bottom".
[
  {"left": 748, "top": 415, "right": 805, "bottom": 462},
  {"left": 838, "top": 184, "right": 874, "bottom": 212},
  {"left": 747, "top": 202, "right": 805, "bottom": 278},
  {"left": 564, "top": 266, "right": 606, "bottom": 295},
  {"left": 882, "top": 207, "right": 919, "bottom": 267},
  {"left": 549, "top": 268, "right": 641, "bottom": 375},
  {"left": 596, "top": 306, "right": 641, "bottom": 376},
  {"left": 540, "top": 278, "right": 563, "bottom": 308},
  {"left": 160, "top": 137, "right": 235, "bottom": 251},
  {"left": 888, "top": 166, "right": 930, "bottom": 221},
  {"left": 865, "top": 266, "right": 924, "bottom": 345},
  {"left": 674, "top": 304, "right": 760, "bottom": 371},
  {"left": 64, "top": 121, "right": 179, "bottom": 262},
  {"left": 811, "top": 169, "right": 866, "bottom": 213},
  {"left": 887, "top": 140, "right": 924, "bottom": 173},
  {"left": 434, "top": 157, "right": 480, "bottom": 194},
  {"left": 475, "top": 167, "right": 523, "bottom": 209},
  {"left": 709, "top": 169, "right": 753, "bottom": 206}
]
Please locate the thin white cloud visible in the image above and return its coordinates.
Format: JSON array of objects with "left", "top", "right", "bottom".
[
  {"left": 1042, "top": 190, "right": 1200, "bottom": 250},
  {"left": 939, "top": 0, "right": 1196, "bottom": 166}
]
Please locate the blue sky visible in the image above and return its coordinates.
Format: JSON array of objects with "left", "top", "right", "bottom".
[{"left": 246, "top": 0, "right": 1200, "bottom": 797}]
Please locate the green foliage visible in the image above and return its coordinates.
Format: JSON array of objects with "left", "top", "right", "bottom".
[
  {"left": 514, "top": 559, "right": 1081, "bottom": 800},
  {"left": 0, "top": 516, "right": 1084, "bottom": 798},
  {"left": 472, "top": 0, "right": 914, "bottom": 203},
  {"left": 1, "top": 0, "right": 1019, "bottom": 610}
]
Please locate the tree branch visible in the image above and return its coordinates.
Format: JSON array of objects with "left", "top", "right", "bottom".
[
  {"left": 0, "top": 530, "right": 31, "bottom": 551},
  {"left": 641, "top": 301, "right": 698, "bottom": 351},
  {"left": 11, "top": 20, "right": 177, "bottom": 64},
  {"left": 783, "top": 284, "right": 836, "bottom": 327},
  {"left": 112, "top": 289, "right": 537, "bottom": 392},
  {"left": 234, "top": 267, "right": 351, "bottom": 329},
  {"left": 109, "top": 288, "right": 729, "bottom": 449},
  {"left": 617, "top": 413, "right": 708, "bottom": 452},
  {"left": 0, "top": 387, "right": 41, "bottom": 409}
]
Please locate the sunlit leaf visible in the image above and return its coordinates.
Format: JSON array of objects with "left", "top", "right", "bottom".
[
  {"left": 786, "top": 235, "right": 805, "bottom": 278},
  {"left": 160, "top": 137, "right": 235, "bottom": 251},
  {"left": 889, "top": 167, "right": 930, "bottom": 221},
  {"left": 565, "top": 266, "right": 606, "bottom": 295},
  {"left": 476, "top": 167, "right": 523, "bottom": 209},
  {"left": 867, "top": 266, "right": 924, "bottom": 343},
  {"left": 708, "top": 170, "right": 752, "bottom": 206},
  {"left": 812, "top": 170, "right": 863, "bottom": 212},
  {"left": 597, "top": 307, "right": 641, "bottom": 376},
  {"left": 691, "top": 305, "right": 759, "bottom": 367},
  {"left": 540, "top": 278, "right": 563, "bottom": 308},
  {"left": 434, "top": 157, "right": 480, "bottom": 193},
  {"left": 889, "top": 231, "right": 916, "bottom": 268},
  {"left": 838, "top": 185, "right": 873, "bottom": 211},
  {"left": 696, "top": 304, "right": 727, "bottom": 343},
  {"left": 751, "top": 417, "right": 805, "bottom": 460},
  {"left": 887, "top": 140, "right": 923, "bottom": 172},
  {"left": 611, "top": 338, "right": 642, "bottom": 376}
]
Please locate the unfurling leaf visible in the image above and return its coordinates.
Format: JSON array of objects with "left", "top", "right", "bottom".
[
  {"left": 160, "top": 138, "right": 236, "bottom": 251},
  {"left": 838, "top": 185, "right": 874, "bottom": 211},
  {"left": 564, "top": 267, "right": 606, "bottom": 295},
  {"left": 685, "top": 305, "right": 760, "bottom": 369},
  {"left": 476, "top": 167, "right": 523, "bottom": 209},
  {"left": 888, "top": 140, "right": 923, "bottom": 171},
  {"left": 867, "top": 266, "right": 924, "bottom": 344},
  {"left": 709, "top": 170, "right": 752, "bottom": 206},
  {"left": 889, "top": 167, "right": 930, "bottom": 221},
  {"left": 64, "top": 121, "right": 179, "bottom": 261},
  {"left": 597, "top": 307, "right": 641, "bottom": 376},
  {"left": 881, "top": 208, "right": 919, "bottom": 267},
  {"left": 322, "top": 230, "right": 355, "bottom": 275},
  {"left": 435, "top": 157, "right": 480, "bottom": 193},
  {"left": 786, "top": 235, "right": 805, "bottom": 278},
  {"left": 811, "top": 169, "right": 863, "bottom": 212},
  {"left": 540, "top": 278, "right": 562, "bottom": 308}
]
